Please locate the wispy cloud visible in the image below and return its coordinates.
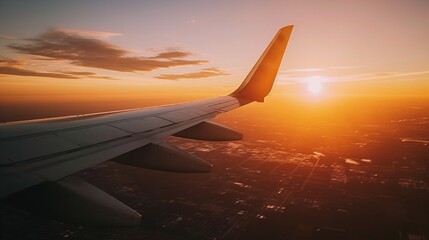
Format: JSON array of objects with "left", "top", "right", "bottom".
[
  {"left": 8, "top": 28, "right": 207, "bottom": 72},
  {"left": 59, "top": 71, "right": 97, "bottom": 76},
  {"left": 282, "top": 68, "right": 324, "bottom": 73},
  {"left": 52, "top": 28, "right": 122, "bottom": 40},
  {"left": 328, "top": 66, "right": 361, "bottom": 70},
  {"left": 186, "top": 18, "right": 197, "bottom": 24},
  {"left": 333, "top": 71, "right": 429, "bottom": 82},
  {"left": 278, "top": 70, "right": 429, "bottom": 84},
  {"left": 282, "top": 66, "right": 361, "bottom": 74},
  {"left": 155, "top": 67, "right": 229, "bottom": 80},
  {"left": 0, "top": 34, "right": 16, "bottom": 40}
]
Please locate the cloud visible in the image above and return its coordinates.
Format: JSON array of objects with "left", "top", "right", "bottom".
[
  {"left": 0, "top": 34, "right": 16, "bottom": 40},
  {"left": 154, "top": 51, "right": 193, "bottom": 59},
  {"left": 186, "top": 18, "right": 197, "bottom": 24},
  {"left": 0, "top": 58, "right": 25, "bottom": 66},
  {"left": 59, "top": 71, "right": 97, "bottom": 76},
  {"left": 85, "top": 75, "right": 116, "bottom": 80},
  {"left": 155, "top": 67, "right": 229, "bottom": 80},
  {"left": 335, "top": 71, "right": 429, "bottom": 82},
  {"left": 53, "top": 28, "right": 122, "bottom": 40},
  {"left": 282, "top": 66, "right": 361, "bottom": 73},
  {"left": 328, "top": 66, "right": 361, "bottom": 70},
  {"left": 8, "top": 29, "right": 207, "bottom": 72},
  {"left": 0, "top": 66, "right": 79, "bottom": 79},
  {"left": 0, "top": 58, "right": 115, "bottom": 80},
  {"left": 283, "top": 68, "right": 324, "bottom": 73},
  {"left": 278, "top": 70, "right": 429, "bottom": 84}
]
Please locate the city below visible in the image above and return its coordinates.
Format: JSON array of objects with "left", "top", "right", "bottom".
[{"left": 1, "top": 96, "right": 428, "bottom": 240}]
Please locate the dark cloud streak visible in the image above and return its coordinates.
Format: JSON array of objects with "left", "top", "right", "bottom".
[
  {"left": 154, "top": 51, "right": 192, "bottom": 59},
  {"left": 0, "top": 66, "right": 79, "bottom": 79},
  {"left": 59, "top": 71, "right": 96, "bottom": 76},
  {"left": 0, "top": 58, "right": 115, "bottom": 80}
]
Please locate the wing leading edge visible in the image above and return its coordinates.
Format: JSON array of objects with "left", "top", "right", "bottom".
[{"left": 0, "top": 25, "right": 294, "bottom": 226}]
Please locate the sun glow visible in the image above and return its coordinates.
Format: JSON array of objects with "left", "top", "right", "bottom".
[{"left": 305, "top": 76, "right": 325, "bottom": 96}]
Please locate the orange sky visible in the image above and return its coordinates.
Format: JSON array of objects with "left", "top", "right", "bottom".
[{"left": 0, "top": 0, "right": 428, "bottom": 119}]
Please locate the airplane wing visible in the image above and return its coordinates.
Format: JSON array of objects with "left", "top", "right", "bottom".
[{"left": 0, "top": 25, "right": 293, "bottom": 226}]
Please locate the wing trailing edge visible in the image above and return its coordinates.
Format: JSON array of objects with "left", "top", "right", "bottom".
[{"left": 230, "top": 25, "right": 293, "bottom": 102}]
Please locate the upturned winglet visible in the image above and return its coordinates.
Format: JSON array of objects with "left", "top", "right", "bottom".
[{"left": 230, "top": 25, "right": 293, "bottom": 102}]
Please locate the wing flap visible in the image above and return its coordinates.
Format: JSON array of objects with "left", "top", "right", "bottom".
[
  {"left": 114, "top": 142, "right": 212, "bottom": 173},
  {"left": 174, "top": 121, "right": 243, "bottom": 141}
]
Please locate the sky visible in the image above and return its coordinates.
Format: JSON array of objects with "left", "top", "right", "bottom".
[{"left": 0, "top": 0, "right": 428, "bottom": 112}]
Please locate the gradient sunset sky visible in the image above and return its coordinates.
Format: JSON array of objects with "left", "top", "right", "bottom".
[{"left": 0, "top": 0, "right": 428, "bottom": 106}]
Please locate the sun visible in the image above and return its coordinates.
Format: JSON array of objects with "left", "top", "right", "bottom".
[
  {"left": 305, "top": 76, "right": 325, "bottom": 96},
  {"left": 308, "top": 81, "right": 323, "bottom": 95}
]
